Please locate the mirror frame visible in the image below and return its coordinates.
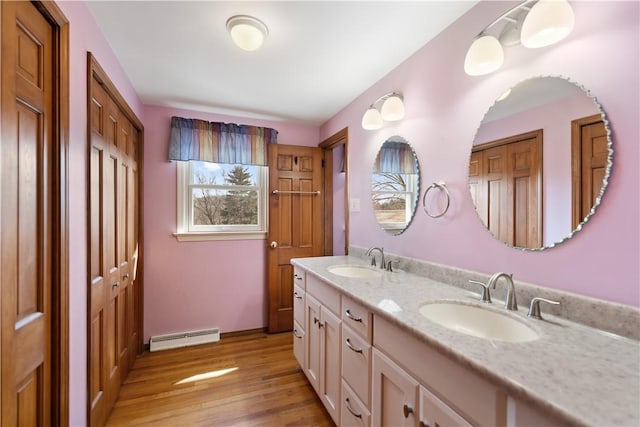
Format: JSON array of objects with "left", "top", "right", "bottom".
[{"left": 469, "top": 75, "right": 614, "bottom": 251}]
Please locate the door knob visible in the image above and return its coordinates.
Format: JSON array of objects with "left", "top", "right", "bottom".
[{"left": 270, "top": 241, "right": 278, "bottom": 249}]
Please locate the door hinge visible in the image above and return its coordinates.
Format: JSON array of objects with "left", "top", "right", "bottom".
[{"left": 321, "top": 159, "right": 325, "bottom": 168}]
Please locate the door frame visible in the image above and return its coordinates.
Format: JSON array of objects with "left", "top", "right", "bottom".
[
  {"left": 319, "top": 127, "right": 349, "bottom": 255},
  {"left": 0, "top": 1, "right": 70, "bottom": 423},
  {"left": 85, "top": 52, "right": 145, "bottom": 421}
]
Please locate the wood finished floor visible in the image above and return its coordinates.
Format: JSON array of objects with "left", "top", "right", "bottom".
[{"left": 105, "top": 331, "right": 334, "bottom": 427}]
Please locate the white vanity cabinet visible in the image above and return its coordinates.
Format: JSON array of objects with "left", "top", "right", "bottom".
[
  {"left": 292, "top": 267, "right": 306, "bottom": 368},
  {"left": 304, "top": 274, "right": 342, "bottom": 425},
  {"left": 341, "top": 296, "right": 373, "bottom": 426},
  {"left": 374, "top": 315, "right": 506, "bottom": 427}
]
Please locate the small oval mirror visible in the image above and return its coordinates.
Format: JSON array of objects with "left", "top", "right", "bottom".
[
  {"left": 469, "top": 76, "right": 613, "bottom": 250},
  {"left": 372, "top": 136, "right": 420, "bottom": 235}
]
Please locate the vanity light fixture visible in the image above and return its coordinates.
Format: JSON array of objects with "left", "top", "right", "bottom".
[
  {"left": 361, "top": 92, "right": 405, "bottom": 130},
  {"left": 226, "top": 15, "right": 268, "bottom": 51},
  {"left": 464, "top": 0, "right": 575, "bottom": 76}
]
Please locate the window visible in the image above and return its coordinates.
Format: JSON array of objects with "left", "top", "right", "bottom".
[
  {"left": 176, "top": 160, "right": 268, "bottom": 241},
  {"left": 372, "top": 172, "right": 419, "bottom": 233}
]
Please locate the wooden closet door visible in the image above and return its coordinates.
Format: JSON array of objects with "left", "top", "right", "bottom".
[
  {"left": 1, "top": 2, "right": 54, "bottom": 424},
  {"left": 89, "top": 57, "right": 142, "bottom": 426}
]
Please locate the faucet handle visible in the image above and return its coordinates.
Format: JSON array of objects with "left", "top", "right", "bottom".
[
  {"left": 528, "top": 297, "right": 561, "bottom": 320},
  {"left": 386, "top": 259, "right": 399, "bottom": 272},
  {"left": 370, "top": 257, "right": 377, "bottom": 267},
  {"left": 469, "top": 280, "right": 492, "bottom": 303}
]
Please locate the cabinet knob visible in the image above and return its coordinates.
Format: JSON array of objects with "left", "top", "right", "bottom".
[
  {"left": 403, "top": 404, "right": 414, "bottom": 418},
  {"left": 122, "top": 273, "right": 130, "bottom": 280},
  {"left": 112, "top": 282, "right": 119, "bottom": 288}
]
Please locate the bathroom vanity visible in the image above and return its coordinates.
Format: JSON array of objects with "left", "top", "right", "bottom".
[{"left": 291, "top": 254, "right": 639, "bottom": 427}]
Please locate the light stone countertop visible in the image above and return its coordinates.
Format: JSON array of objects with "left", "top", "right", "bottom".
[{"left": 292, "top": 255, "right": 640, "bottom": 427}]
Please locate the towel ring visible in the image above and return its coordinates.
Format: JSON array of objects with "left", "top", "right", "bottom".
[{"left": 422, "top": 181, "right": 450, "bottom": 218}]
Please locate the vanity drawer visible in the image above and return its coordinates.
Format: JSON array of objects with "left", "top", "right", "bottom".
[
  {"left": 342, "top": 295, "right": 372, "bottom": 342},
  {"left": 306, "top": 274, "right": 340, "bottom": 315},
  {"left": 293, "top": 320, "right": 305, "bottom": 367},
  {"left": 342, "top": 324, "right": 371, "bottom": 406},
  {"left": 341, "top": 380, "right": 371, "bottom": 427},
  {"left": 293, "top": 266, "right": 306, "bottom": 290},
  {"left": 293, "top": 284, "right": 305, "bottom": 326}
]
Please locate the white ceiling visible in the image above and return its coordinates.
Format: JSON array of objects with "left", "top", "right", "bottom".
[{"left": 86, "top": 1, "right": 477, "bottom": 125}]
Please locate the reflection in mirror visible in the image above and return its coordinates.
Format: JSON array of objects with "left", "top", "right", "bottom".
[
  {"left": 372, "top": 136, "right": 420, "bottom": 235},
  {"left": 469, "top": 76, "right": 612, "bottom": 250}
]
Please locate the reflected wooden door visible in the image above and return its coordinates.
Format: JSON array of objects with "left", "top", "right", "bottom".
[
  {"left": 572, "top": 114, "right": 607, "bottom": 229},
  {"left": 267, "top": 145, "right": 324, "bottom": 333},
  {"left": 1, "top": 1, "right": 53, "bottom": 424},
  {"left": 471, "top": 129, "right": 542, "bottom": 248}
]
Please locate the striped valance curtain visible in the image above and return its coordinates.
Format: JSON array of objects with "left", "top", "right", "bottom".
[
  {"left": 373, "top": 140, "right": 417, "bottom": 174},
  {"left": 168, "top": 116, "right": 278, "bottom": 166}
]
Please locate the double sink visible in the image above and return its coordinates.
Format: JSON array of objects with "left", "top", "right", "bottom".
[{"left": 327, "top": 264, "right": 539, "bottom": 343}]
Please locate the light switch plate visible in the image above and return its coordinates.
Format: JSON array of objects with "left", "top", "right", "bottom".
[{"left": 350, "top": 198, "right": 361, "bottom": 212}]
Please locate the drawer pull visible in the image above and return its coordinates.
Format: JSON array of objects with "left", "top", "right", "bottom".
[
  {"left": 345, "top": 338, "right": 363, "bottom": 354},
  {"left": 419, "top": 422, "right": 431, "bottom": 427},
  {"left": 294, "top": 274, "right": 303, "bottom": 281},
  {"left": 403, "top": 404, "right": 414, "bottom": 418},
  {"left": 345, "top": 309, "right": 363, "bottom": 322},
  {"left": 345, "top": 398, "right": 362, "bottom": 419},
  {"left": 293, "top": 329, "right": 303, "bottom": 339},
  {"left": 294, "top": 291, "right": 302, "bottom": 300}
]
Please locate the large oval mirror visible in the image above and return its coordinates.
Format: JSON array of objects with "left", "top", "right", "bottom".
[
  {"left": 469, "top": 76, "right": 613, "bottom": 250},
  {"left": 372, "top": 136, "right": 420, "bottom": 235}
]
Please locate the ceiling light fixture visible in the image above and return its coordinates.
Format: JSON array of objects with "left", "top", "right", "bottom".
[
  {"left": 464, "top": 0, "right": 575, "bottom": 76},
  {"left": 361, "top": 92, "right": 405, "bottom": 130},
  {"left": 226, "top": 15, "right": 268, "bottom": 52}
]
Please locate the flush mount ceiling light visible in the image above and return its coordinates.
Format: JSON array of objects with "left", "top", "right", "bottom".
[
  {"left": 464, "top": 0, "right": 575, "bottom": 76},
  {"left": 226, "top": 15, "right": 268, "bottom": 52},
  {"left": 361, "top": 92, "right": 405, "bottom": 130}
]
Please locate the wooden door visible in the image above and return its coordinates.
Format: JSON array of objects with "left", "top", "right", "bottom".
[
  {"left": 267, "top": 144, "right": 324, "bottom": 333},
  {"left": 371, "top": 348, "right": 418, "bottom": 427},
  {"left": 572, "top": 115, "right": 608, "bottom": 229},
  {"left": 88, "top": 54, "right": 142, "bottom": 427},
  {"left": 471, "top": 130, "right": 542, "bottom": 248},
  {"left": 1, "top": 2, "right": 54, "bottom": 424}
]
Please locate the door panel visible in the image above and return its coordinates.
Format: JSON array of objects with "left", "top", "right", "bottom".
[
  {"left": 267, "top": 144, "right": 324, "bottom": 333},
  {"left": 88, "top": 54, "right": 143, "bottom": 426},
  {"left": 1, "top": 1, "right": 53, "bottom": 424}
]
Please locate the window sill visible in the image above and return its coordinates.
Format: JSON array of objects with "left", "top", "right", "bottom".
[{"left": 173, "top": 231, "right": 267, "bottom": 242}]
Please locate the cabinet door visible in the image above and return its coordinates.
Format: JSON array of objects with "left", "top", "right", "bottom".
[
  {"left": 321, "top": 306, "right": 342, "bottom": 425},
  {"left": 419, "top": 385, "right": 472, "bottom": 427},
  {"left": 372, "top": 349, "right": 418, "bottom": 427},
  {"left": 305, "top": 294, "right": 322, "bottom": 393},
  {"left": 293, "top": 320, "right": 305, "bottom": 368},
  {"left": 293, "top": 284, "right": 305, "bottom": 326}
]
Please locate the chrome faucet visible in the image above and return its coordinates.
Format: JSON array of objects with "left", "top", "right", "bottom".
[
  {"left": 366, "top": 247, "right": 386, "bottom": 269},
  {"left": 488, "top": 272, "right": 517, "bottom": 310}
]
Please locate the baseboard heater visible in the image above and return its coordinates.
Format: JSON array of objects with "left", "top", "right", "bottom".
[{"left": 149, "top": 327, "right": 220, "bottom": 352}]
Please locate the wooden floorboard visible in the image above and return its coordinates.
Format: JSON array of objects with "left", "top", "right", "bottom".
[{"left": 105, "top": 331, "right": 334, "bottom": 426}]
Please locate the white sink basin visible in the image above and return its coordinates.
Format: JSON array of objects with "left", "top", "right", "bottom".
[
  {"left": 327, "top": 265, "right": 382, "bottom": 279},
  {"left": 419, "top": 302, "right": 539, "bottom": 342}
]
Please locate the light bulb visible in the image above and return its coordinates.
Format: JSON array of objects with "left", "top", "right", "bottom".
[
  {"left": 380, "top": 95, "right": 405, "bottom": 121},
  {"left": 464, "top": 35, "right": 504, "bottom": 76},
  {"left": 521, "top": 0, "right": 575, "bottom": 48},
  {"left": 361, "top": 107, "right": 383, "bottom": 130}
]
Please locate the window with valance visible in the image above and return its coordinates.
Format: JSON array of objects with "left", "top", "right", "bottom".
[{"left": 169, "top": 116, "right": 278, "bottom": 240}]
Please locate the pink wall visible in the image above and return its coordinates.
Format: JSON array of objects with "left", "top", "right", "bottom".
[
  {"left": 320, "top": 1, "right": 640, "bottom": 307},
  {"left": 54, "top": 1, "right": 145, "bottom": 424},
  {"left": 142, "top": 105, "right": 319, "bottom": 342},
  {"left": 473, "top": 92, "right": 600, "bottom": 246}
]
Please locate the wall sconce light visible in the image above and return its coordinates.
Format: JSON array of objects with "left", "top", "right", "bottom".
[
  {"left": 226, "top": 15, "right": 269, "bottom": 51},
  {"left": 464, "top": 0, "right": 575, "bottom": 76},
  {"left": 361, "top": 92, "right": 405, "bottom": 130}
]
